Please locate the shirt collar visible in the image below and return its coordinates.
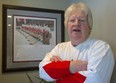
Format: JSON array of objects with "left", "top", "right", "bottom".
[{"left": 70, "top": 38, "right": 91, "bottom": 49}]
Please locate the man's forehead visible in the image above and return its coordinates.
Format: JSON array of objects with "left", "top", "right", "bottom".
[{"left": 70, "top": 11, "right": 87, "bottom": 18}]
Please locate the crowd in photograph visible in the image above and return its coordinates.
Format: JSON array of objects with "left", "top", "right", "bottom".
[{"left": 20, "top": 24, "right": 52, "bottom": 45}]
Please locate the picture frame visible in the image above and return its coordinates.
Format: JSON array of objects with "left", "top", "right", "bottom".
[{"left": 2, "top": 4, "right": 64, "bottom": 73}]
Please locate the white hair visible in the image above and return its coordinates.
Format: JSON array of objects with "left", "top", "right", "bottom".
[{"left": 64, "top": 2, "right": 93, "bottom": 29}]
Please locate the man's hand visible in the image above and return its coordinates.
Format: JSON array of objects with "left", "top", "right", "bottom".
[
  {"left": 50, "top": 55, "right": 62, "bottom": 62},
  {"left": 70, "top": 60, "right": 88, "bottom": 73}
]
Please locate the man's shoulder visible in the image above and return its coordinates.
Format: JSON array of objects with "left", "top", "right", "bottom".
[{"left": 89, "top": 38, "right": 110, "bottom": 47}]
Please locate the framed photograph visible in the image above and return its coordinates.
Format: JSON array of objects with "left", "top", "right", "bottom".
[{"left": 2, "top": 4, "right": 64, "bottom": 72}]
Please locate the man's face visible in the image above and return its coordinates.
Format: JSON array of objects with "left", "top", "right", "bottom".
[{"left": 67, "top": 11, "right": 91, "bottom": 42}]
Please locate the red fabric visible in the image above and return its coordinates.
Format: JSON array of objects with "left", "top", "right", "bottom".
[
  {"left": 43, "top": 61, "right": 86, "bottom": 83},
  {"left": 43, "top": 61, "right": 71, "bottom": 79},
  {"left": 56, "top": 73, "right": 86, "bottom": 83}
]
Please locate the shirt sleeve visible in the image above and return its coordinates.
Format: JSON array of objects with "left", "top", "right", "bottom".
[
  {"left": 39, "top": 52, "right": 55, "bottom": 82},
  {"left": 39, "top": 44, "right": 61, "bottom": 81},
  {"left": 79, "top": 41, "right": 115, "bottom": 83}
]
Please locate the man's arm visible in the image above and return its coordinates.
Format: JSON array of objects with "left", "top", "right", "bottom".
[{"left": 43, "top": 60, "right": 87, "bottom": 83}]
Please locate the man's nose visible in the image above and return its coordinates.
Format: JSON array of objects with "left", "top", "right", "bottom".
[{"left": 74, "top": 19, "right": 80, "bottom": 26}]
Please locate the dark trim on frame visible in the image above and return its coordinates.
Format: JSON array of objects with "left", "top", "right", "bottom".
[{"left": 2, "top": 4, "right": 64, "bottom": 73}]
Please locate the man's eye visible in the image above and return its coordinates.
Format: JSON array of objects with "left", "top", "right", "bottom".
[
  {"left": 79, "top": 19, "right": 86, "bottom": 22},
  {"left": 69, "top": 19, "right": 75, "bottom": 22}
]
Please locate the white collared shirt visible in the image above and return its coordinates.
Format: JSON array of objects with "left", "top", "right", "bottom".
[{"left": 39, "top": 38, "right": 115, "bottom": 83}]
